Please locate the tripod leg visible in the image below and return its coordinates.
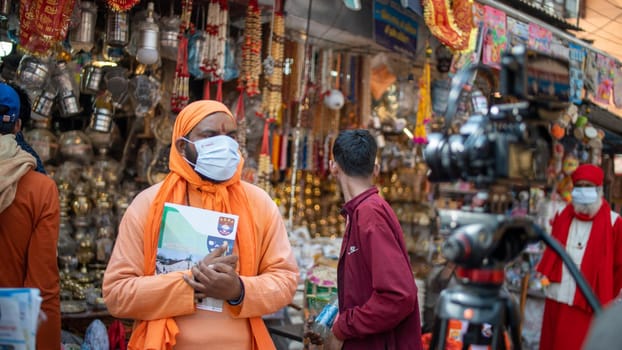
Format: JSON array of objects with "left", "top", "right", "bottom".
[
  {"left": 505, "top": 296, "right": 522, "bottom": 350},
  {"left": 430, "top": 317, "right": 449, "bottom": 350}
]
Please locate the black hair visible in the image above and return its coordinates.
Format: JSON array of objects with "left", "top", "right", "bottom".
[{"left": 332, "top": 129, "right": 377, "bottom": 177}]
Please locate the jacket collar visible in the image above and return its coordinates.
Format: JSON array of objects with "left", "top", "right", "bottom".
[{"left": 341, "top": 187, "right": 378, "bottom": 217}]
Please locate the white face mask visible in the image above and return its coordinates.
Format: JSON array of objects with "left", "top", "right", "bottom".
[
  {"left": 183, "top": 135, "right": 241, "bottom": 181},
  {"left": 571, "top": 186, "right": 599, "bottom": 205}
]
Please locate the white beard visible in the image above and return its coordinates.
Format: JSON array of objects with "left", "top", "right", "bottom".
[{"left": 573, "top": 198, "right": 603, "bottom": 218}]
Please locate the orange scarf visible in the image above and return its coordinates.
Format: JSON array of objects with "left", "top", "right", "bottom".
[{"left": 128, "top": 100, "right": 275, "bottom": 350}]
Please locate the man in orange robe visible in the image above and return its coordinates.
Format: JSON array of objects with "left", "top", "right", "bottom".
[{"left": 103, "top": 100, "right": 299, "bottom": 349}]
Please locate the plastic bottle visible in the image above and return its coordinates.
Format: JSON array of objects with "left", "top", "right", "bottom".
[{"left": 312, "top": 294, "right": 339, "bottom": 340}]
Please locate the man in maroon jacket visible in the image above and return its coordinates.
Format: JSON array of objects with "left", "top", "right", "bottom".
[{"left": 328, "top": 129, "right": 423, "bottom": 349}]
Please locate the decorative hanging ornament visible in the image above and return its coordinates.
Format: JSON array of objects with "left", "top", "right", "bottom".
[
  {"left": 106, "top": 0, "right": 140, "bottom": 12},
  {"left": 422, "top": 0, "right": 473, "bottom": 51}
]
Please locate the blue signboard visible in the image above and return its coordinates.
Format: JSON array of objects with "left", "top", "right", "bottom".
[{"left": 374, "top": 0, "right": 419, "bottom": 57}]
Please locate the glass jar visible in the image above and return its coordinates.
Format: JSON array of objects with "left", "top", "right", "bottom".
[{"left": 59, "top": 130, "right": 93, "bottom": 164}]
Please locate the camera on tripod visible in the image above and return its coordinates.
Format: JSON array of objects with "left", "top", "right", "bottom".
[
  {"left": 424, "top": 45, "right": 570, "bottom": 188},
  {"left": 426, "top": 46, "right": 574, "bottom": 349}
]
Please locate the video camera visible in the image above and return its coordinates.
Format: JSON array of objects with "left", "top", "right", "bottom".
[{"left": 424, "top": 46, "right": 570, "bottom": 188}]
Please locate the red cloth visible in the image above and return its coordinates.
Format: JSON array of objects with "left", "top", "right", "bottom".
[
  {"left": 571, "top": 164, "right": 604, "bottom": 185},
  {"left": 108, "top": 320, "right": 127, "bottom": 350},
  {"left": 537, "top": 201, "right": 615, "bottom": 312},
  {"left": 540, "top": 298, "right": 592, "bottom": 350}
]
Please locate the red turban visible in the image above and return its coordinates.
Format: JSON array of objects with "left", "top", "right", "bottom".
[{"left": 571, "top": 164, "right": 604, "bottom": 186}]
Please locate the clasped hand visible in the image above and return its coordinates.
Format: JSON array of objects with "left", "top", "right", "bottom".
[{"left": 183, "top": 242, "right": 241, "bottom": 301}]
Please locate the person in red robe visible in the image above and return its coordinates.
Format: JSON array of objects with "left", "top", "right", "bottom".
[{"left": 537, "top": 163, "right": 622, "bottom": 350}]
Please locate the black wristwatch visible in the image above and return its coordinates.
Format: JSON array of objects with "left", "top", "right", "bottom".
[{"left": 227, "top": 277, "right": 245, "bottom": 306}]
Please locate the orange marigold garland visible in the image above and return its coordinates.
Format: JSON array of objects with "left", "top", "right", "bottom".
[
  {"left": 414, "top": 46, "right": 432, "bottom": 144},
  {"left": 423, "top": 0, "right": 473, "bottom": 51}
]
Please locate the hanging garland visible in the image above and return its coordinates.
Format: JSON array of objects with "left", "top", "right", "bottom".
[
  {"left": 202, "top": 0, "right": 228, "bottom": 101},
  {"left": 261, "top": 8, "right": 285, "bottom": 123},
  {"left": 414, "top": 46, "right": 432, "bottom": 144},
  {"left": 239, "top": 0, "right": 262, "bottom": 97},
  {"left": 171, "top": 0, "right": 193, "bottom": 113},
  {"left": 423, "top": 0, "right": 473, "bottom": 51}
]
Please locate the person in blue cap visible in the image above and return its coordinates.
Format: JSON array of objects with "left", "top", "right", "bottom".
[
  {"left": 0, "top": 81, "right": 46, "bottom": 174},
  {"left": 0, "top": 80, "right": 61, "bottom": 349}
]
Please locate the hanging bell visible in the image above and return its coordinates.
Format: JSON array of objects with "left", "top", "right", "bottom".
[
  {"left": 106, "top": 9, "right": 129, "bottom": 47},
  {"left": 70, "top": 1, "right": 98, "bottom": 52}
]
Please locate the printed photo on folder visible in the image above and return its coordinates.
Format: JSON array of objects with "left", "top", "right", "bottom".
[{"left": 156, "top": 202, "right": 238, "bottom": 312}]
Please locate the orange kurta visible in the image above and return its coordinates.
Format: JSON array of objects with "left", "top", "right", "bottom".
[
  {"left": 103, "top": 181, "right": 298, "bottom": 349},
  {"left": 0, "top": 170, "right": 60, "bottom": 350}
]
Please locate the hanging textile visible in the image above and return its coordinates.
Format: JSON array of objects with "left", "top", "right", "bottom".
[
  {"left": 19, "top": 0, "right": 75, "bottom": 55},
  {"left": 422, "top": 0, "right": 473, "bottom": 51}
]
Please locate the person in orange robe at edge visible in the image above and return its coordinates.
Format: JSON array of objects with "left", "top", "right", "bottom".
[{"left": 103, "top": 100, "right": 299, "bottom": 349}]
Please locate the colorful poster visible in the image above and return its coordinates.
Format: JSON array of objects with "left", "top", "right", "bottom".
[
  {"left": 568, "top": 42, "right": 586, "bottom": 105},
  {"left": 528, "top": 23, "right": 552, "bottom": 53},
  {"left": 506, "top": 17, "right": 529, "bottom": 48},
  {"left": 593, "top": 53, "right": 615, "bottom": 105},
  {"left": 482, "top": 5, "right": 507, "bottom": 69}
]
